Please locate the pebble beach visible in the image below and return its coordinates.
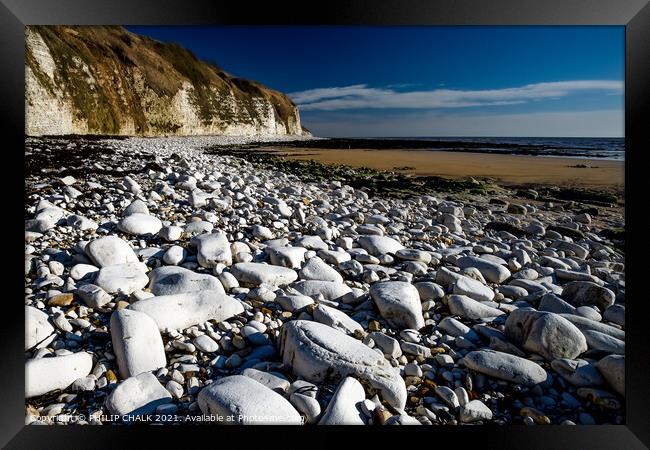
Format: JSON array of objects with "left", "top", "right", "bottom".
[{"left": 24, "top": 135, "right": 625, "bottom": 426}]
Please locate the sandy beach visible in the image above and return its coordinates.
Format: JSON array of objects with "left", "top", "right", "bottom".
[{"left": 275, "top": 148, "right": 624, "bottom": 191}]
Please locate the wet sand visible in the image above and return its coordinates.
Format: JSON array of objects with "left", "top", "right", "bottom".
[{"left": 277, "top": 148, "right": 624, "bottom": 190}]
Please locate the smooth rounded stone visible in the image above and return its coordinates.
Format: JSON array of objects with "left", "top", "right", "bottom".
[
  {"left": 299, "top": 257, "right": 343, "bottom": 283},
  {"left": 313, "top": 304, "right": 363, "bottom": 335},
  {"left": 414, "top": 282, "right": 445, "bottom": 301},
  {"left": 551, "top": 240, "right": 589, "bottom": 259},
  {"left": 358, "top": 235, "right": 405, "bottom": 257},
  {"left": 25, "top": 306, "right": 54, "bottom": 351},
  {"left": 70, "top": 263, "right": 99, "bottom": 281},
  {"left": 559, "top": 314, "right": 625, "bottom": 341},
  {"left": 267, "top": 246, "right": 307, "bottom": 269},
  {"left": 241, "top": 368, "right": 290, "bottom": 393},
  {"left": 576, "top": 306, "right": 602, "bottom": 322},
  {"left": 251, "top": 225, "right": 274, "bottom": 240},
  {"left": 463, "top": 349, "right": 549, "bottom": 386},
  {"left": 290, "top": 393, "right": 322, "bottom": 423},
  {"left": 295, "top": 235, "right": 329, "bottom": 251},
  {"left": 367, "top": 332, "right": 402, "bottom": 358},
  {"left": 71, "top": 375, "right": 96, "bottom": 392},
  {"left": 94, "top": 263, "right": 149, "bottom": 295},
  {"left": 276, "top": 295, "right": 315, "bottom": 312},
  {"left": 395, "top": 248, "right": 432, "bottom": 264},
  {"left": 459, "top": 400, "right": 493, "bottom": 423},
  {"left": 561, "top": 281, "right": 615, "bottom": 310},
  {"left": 166, "top": 380, "right": 184, "bottom": 399},
  {"left": 148, "top": 266, "right": 225, "bottom": 296},
  {"left": 437, "top": 317, "right": 479, "bottom": 340},
  {"left": 457, "top": 256, "right": 511, "bottom": 284},
  {"left": 555, "top": 269, "right": 604, "bottom": 285},
  {"left": 110, "top": 309, "right": 166, "bottom": 379},
  {"left": 384, "top": 414, "right": 422, "bottom": 425},
  {"left": 76, "top": 284, "right": 112, "bottom": 308},
  {"left": 550, "top": 359, "right": 605, "bottom": 387},
  {"left": 217, "top": 271, "right": 239, "bottom": 291},
  {"left": 603, "top": 304, "right": 625, "bottom": 327},
  {"left": 53, "top": 312, "right": 72, "bottom": 332},
  {"left": 498, "top": 285, "right": 528, "bottom": 300},
  {"left": 319, "top": 377, "right": 367, "bottom": 425},
  {"left": 280, "top": 320, "right": 407, "bottom": 410},
  {"left": 582, "top": 329, "right": 625, "bottom": 354},
  {"left": 318, "top": 249, "right": 351, "bottom": 265},
  {"left": 25, "top": 352, "right": 93, "bottom": 398},
  {"left": 158, "top": 225, "right": 184, "bottom": 242},
  {"left": 538, "top": 293, "right": 577, "bottom": 315},
  {"left": 452, "top": 276, "right": 495, "bottom": 302},
  {"left": 117, "top": 213, "right": 163, "bottom": 236},
  {"left": 129, "top": 290, "right": 244, "bottom": 331},
  {"left": 596, "top": 355, "right": 624, "bottom": 396},
  {"left": 26, "top": 206, "right": 65, "bottom": 232},
  {"left": 105, "top": 372, "right": 172, "bottom": 416},
  {"left": 191, "top": 232, "right": 232, "bottom": 268},
  {"left": 293, "top": 280, "right": 352, "bottom": 301},
  {"left": 448, "top": 295, "right": 504, "bottom": 320},
  {"left": 193, "top": 335, "right": 219, "bottom": 353},
  {"left": 66, "top": 214, "right": 98, "bottom": 231},
  {"left": 369, "top": 281, "right": 425, "bottom": 330},
  {"left": 184, "top": 220, "right": 214, "bottom": 236},
  {"left": 231, "top": 262, "right": 298, "bottom": 287},
  {"left": 435, "top": 385, "right": 459, "bottom": 408},
  {"left": 162, "top": 245, "right": 186, "bottom": 265},
  {"left": 123, "top": 199, "right": 149, "bottom": 216},
  {"left": 509, "top": 278, "right": 548, "bottom": 293},
  {"left": 85, "top": 236, "right": 139, "bottom": 268},
  {"left": 505, "top": 308, "right": 587, "bottom": 360},
  {"left": 197, "top": 375, "right": 302, "bottom": 424}
]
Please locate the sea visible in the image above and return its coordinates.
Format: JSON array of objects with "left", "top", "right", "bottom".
[{"left": 356, "top": 137, "right": 625, "bottom": 160}]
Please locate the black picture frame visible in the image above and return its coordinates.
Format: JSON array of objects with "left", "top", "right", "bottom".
[{"left": 2, "top": 0, "right": 648, "bottom": 447}]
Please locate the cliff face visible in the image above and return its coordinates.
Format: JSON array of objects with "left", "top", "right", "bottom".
[{"left": 25, "top": 26, "right": 308, "bottom": 137}]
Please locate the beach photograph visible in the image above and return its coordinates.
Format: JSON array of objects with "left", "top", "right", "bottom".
[{"left": 24, "top": 25, "right": 624, "bottom": 425}]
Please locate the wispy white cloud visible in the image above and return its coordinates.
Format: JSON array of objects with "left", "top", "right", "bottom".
[{"left": 290, "top": 80, "right": 623, "bottom": 111}]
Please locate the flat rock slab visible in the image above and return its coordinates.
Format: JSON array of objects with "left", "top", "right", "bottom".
[
  {"left": 463, "top": 349, "right": 549, "bottom": 386},
  {"left": 197, "top": 375, "right": 302, "bottom": 424},
  {"left": 25, "top": 305, "right": 54, "bottom": 351},
  {"left": 319, "top": 377, "right": 367, "bottom": 425},
  {"left": 25, "top": 352, "right": 93, "bottom": 398},
  {"left": 129, "top": 290, "right": 244, "bottom": 331},
  {"left": 94, "top": 262, "right": 149, "bottom": 295},
  {"left": 110, "top": 309, "right": 166, "bottom": 379},
  {"left": 191, "top": 232, "right": 232, "bottom": 267},
  {"left": 148, "top": 266, "right": 225, "bottom": 296},
  {"left": 231, "top": 262, "right": 298, "bottom": 287},
  {"left": 85, "top": 236, "right": 139, "bottom": 268},
  {"left": 369, "top": 281, "right": 425, "bottom": 330},
  {"left": 279, "top": 320, "right": 406, "bottom": 411},
  {"left": 105, "top": 372, "right": 172, "bottom": 416}
]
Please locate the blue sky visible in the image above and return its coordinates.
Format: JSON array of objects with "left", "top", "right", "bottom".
[{"left": 126, "top": 26, "right": 624, "bottom": 137}]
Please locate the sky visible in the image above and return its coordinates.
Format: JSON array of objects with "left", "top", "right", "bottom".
[{"left": 126, "top": 26, "right": 624, "bottom": 138}]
